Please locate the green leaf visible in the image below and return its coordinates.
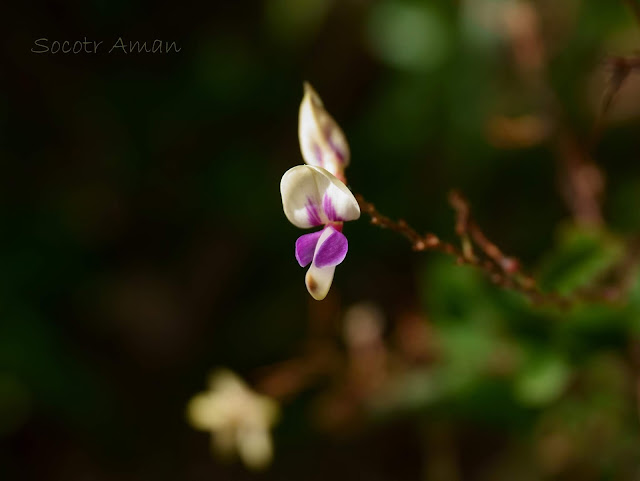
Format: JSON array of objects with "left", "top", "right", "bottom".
[
  {"left": 537, "top": 225, "right": 624, "bottom": 295},
  {"left": 513, "top": 352, "right": 571, "bottom": 407}
]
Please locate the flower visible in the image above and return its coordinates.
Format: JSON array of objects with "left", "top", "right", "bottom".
[
  {"left": 298, "top": 82, "right": 350, "bottom": 181},
  {"left": 187, "top": 369, "right": 279, "bottom": 470},
  {"left": 280, "top": 165, "right": 360, "bottom": 300}
]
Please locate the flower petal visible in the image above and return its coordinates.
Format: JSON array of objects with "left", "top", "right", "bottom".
[
  {"left": 295, "top": 230, "right": 323, "bottom": 267},
  {"left": 314, "top": 226, "right": 348, "bottom": 268},
  {"left": 208, "top": 369, "right": 246, "bottom": 393},
  {"left": 298, "top": 82, "right": 350, "bottom": 177},
  {"left": 280, "top": 165, "right": 360, "bottom": 228},
  {"left": 320, "top": 172, "right": 360, "bottom": 222},
  {"left": 305, "top": 263, "right": 336, "bottom": 301},
  {"left": 237, "top": 426, "right": 273, "bottom": 470},
  {"left": 187, "top": 393, "right": 222, "bottom": 430}
]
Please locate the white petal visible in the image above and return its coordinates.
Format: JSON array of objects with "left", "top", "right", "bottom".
[
  {"left": 237, "top": 427, "right": 273, "bottom": 470},
  {"left": 298, "top": 82, "right": 350, "bottom": 177},
  {"left": 208, "top": 369, "right": 246, "bottom": 393},
  {"left": 186, "top": 393, "right": 219, "bottom": 430},
  {"left": 305, "top": 225, "right": 342, "bottom": 300},
  {"left": 305, "top": 263, "right": 336, "bottom": 301},
  {"left": 321, "top": 172, "right": 360, "bottom": 222},
  {"left": 281, "top": 165, "right": 360, "bottom": 229}
]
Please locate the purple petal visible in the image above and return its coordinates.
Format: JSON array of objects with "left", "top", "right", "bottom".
[
  {"left": 295, "top": 230, "right": 323, "bottom": 267},
  {"left": 314, "top": 227, "right": 348, "bottom": 268},
  {"left": 305, "top": 197, "right": 323, "bottom": 226},
  {"left": 322, "top": 193, "right": 342, "bottom": 222}
]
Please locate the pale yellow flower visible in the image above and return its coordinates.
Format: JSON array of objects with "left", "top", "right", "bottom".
[{"left": 187, "top": 369, "right": 279, "bottom": 470}]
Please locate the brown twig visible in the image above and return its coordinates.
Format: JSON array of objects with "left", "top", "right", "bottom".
[
  {"left": 592, "top": 54, "right": 640, "bottom": 143},
  {"left": 588, "top": 0, "right": 640, "bottom": 146},
  {"left": 356, "top": 192, "right": 567, "bottom": 306},
  {"left": 449, "top": 191, "right": 522, "bottom": 276},
  {"left": 556, "top": 133, "right": 605, "bottom": 226},
  {"left": 602, "top": 57, "right": 635, "bottom": 113},
  {"left": 448, "top": 190, "right": 476, "bottom": 262},
  {"left": 355, "top": 193, "right": 450, "bottom": 255},
  {"left": 357, "top": 192, "right": 640, "bottom": 308},
  {"left": 589, "top": 0, "right": 640, "bottom": 167}
]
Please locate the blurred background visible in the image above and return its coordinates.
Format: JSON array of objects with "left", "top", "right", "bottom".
[{"left": 3, "top": 0, "right": 640, "bottom": 479}]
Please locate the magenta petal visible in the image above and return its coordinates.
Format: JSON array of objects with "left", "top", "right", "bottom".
[
  {"left": 314, "top": 227, "right": 348, "bottom": 268},
  {"left": 295, "top": 230, "right": 323, "bottom": 267}
]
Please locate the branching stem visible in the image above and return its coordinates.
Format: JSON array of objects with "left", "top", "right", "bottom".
[{"left": 356, "top": 192, "right": 638, "bottom": 308}]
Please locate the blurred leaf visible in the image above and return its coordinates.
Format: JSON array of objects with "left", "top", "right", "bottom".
[
  {"left": 537, "top": 225, "right": 624, "bottom": 295},
  {"left": 514, "top": 351, "right": 571, "bottom": 407},
  {"left": 438, "top": 323, "right": 498, "bottom": 391},
  {"left": 366, "top": 1, "right": 451, "bottom": 72},
  {"left": 422, "top": 255, "right": 502, "bottom": 326}
]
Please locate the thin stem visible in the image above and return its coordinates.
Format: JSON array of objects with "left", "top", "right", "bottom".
[
  {"left": 356, "top": 192, "right": 562, "bottom": 305},
  {"left": 356, "top": 191, "right": 638, "bottom": 308}
]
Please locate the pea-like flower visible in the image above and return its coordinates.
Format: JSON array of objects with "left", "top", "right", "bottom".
[
  {"left": 187, "top": 369, "right": 279, "bottom": 470},
  {"left": 281, "top": 165, "right": 360, "bottom": 300},
  {"left": 298, "top": 82, "right": 350, "bottom": 181}
]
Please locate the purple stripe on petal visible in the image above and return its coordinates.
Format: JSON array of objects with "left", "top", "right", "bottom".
[
  {"left": 305, "top": 197, "right": 323, "bottom": 226},
  {"left": 325, "top": 127, "right": 347, "bottom": 165},
  {"left": 328, "top": 137, "right": 345, "bottom": 164},
  {"left": 322, "top": 193, "right": 342, "bottom": 222},
  {"left": 312, "top": 142, "right": 323, "bottom": 167},
  {"left": 314, "top": 227, "right": 348, "bottom": 268},
  {"left": 295, "top": 230, "right": 323, "bottom": 267}
]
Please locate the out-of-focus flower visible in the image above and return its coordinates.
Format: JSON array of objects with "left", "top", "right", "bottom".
[
  {"left": 187, "top": 369, "right": 279, "bottom": 470},
  {"left": 298, "top": 82, "right": 350, "bottom": 181},
  {"left": 343, "top": 302, "right": 385, "bottom": 350},
  {"left": 281, "top": 165, "right": 360, "bottom": 300}
]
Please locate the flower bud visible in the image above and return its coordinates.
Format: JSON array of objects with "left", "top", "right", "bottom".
[{"left": 298, "top": 82, "right": 350, "bottom": 180}]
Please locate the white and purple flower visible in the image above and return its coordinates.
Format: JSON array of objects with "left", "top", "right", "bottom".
[
  {"left": 281, "top": 165, "right": 360, "bottom": 300},
  {"left": 298, "top": 82, "right": 350, "bottom": 182}
]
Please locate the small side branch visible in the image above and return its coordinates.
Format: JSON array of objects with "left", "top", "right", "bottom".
[
  {"left": 356, "top": 192, "right": 563, "bottom": 306},
  {"left": 593, "top": 0, "right": 640, "bottom": 140},
  {"left": 357, "top": 191, "right": 640, "bottom": 307}
]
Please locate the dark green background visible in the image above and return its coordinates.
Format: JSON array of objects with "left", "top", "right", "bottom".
[{"left": 3, "top": 0, "right": 640, "bottom": 479}]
